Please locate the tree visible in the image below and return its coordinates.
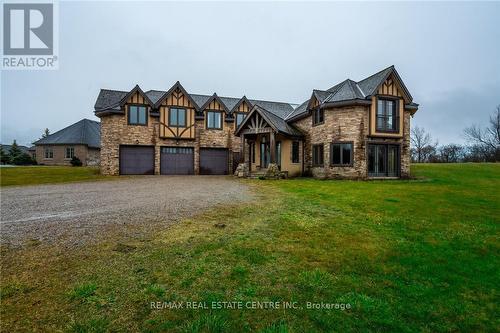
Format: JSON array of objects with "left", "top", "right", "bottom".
[
  {"left": 463, "top": 105, "right": 500, "bottom": 162},
  {"left": 42, "top": 128, "right": 50, "bottom": 138},
  {"left": 439, "top": 144, "right": 464, "bottom": 163},
  {"left": 8, "top": 140, "right": 22, "bottom": 160},
  {"left": 411, "top": 126, "right": 436, "bottom": 162},
  {"left": 0, "top": 147, "right": 10, "bottom": 164}
]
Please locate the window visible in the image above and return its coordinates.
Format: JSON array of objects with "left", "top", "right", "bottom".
[
  {"left": 376, "top": 98, "right": 399, "bottom": 132},
  {"left": 292, "top": 141, "right": 300, "bottom": 163},
  {"left": 313, "top": 108, "right": 324, "bottom": 125},
  {"left": 65, "top": 147, "right": 75, "bottom": 159},
  {"left": 207, "top": 111, "right": 222, "bottom": 129},
  {"left": 235, "top": 113, "right": 246, "bottom": 128},
  {"left": 128, "top": 105, "right": 147, "bottom": 125},
  {"left": 169, "top": 108, "right": 186, "bottom": 127},
  {"left": 331, "top": 142, "right": 353, "bottom": 166},
  {"left": 44, "top": 147, "right": 53, "bottom": 159},
  {"left": 312, "top": 144, "right": 324, "bottom": 166}
]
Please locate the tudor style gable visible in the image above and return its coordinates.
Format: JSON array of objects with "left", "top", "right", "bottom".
[
  {"left": 232, "top": 96, "right": 252, "bottom": 130},
  {"left": 369, "top": 70, "right": 410, "bottom": 138},
  {"left": 157, "top": 82, "right": 197, "bottom": 140},
  {"left": 200, "top": 94, "right": 228, "bottom": 130}
]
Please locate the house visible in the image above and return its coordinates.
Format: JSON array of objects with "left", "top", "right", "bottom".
[
  {"left": 94, "top": 65, "right": 418, "bottom": 178},
  {"left": 0, "top": 144, "right": 30, "bottom": 154},
  {"left": 33, "top": 119, "right": 101, "bottom": 166}
]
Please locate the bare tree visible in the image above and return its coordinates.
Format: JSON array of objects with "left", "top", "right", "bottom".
[
  {"left": 411, "top": 126, "right": 433, "bottom": 163},
  {"left": 464, "top": 105, "right": 500, "bottom": 161},
  {"left": 439, "top": 144, "right": 464, "bottom": 163}
]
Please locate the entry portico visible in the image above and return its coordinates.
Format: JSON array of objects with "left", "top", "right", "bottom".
[{"left": 235, "top": 105, "right": 304, "bottom": 177}]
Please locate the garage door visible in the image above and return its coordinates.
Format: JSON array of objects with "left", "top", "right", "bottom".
[
  {"left": 200, "top": 148, "right": 228, "bottom": 175},
  {"left": 160, "top": 147, "right": 194, "bottom": 175},
  {"left": 119, "top": 146, "right": 154, "bottom": 175}
]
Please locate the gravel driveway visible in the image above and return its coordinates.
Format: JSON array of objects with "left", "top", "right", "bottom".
[{"left": 0, "top": 176, "right": 250, "bottom": 246}]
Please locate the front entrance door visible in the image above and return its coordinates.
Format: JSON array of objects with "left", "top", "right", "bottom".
[
  {"left": 368, "top": 144, "right": 400, "bottom": 177},
  {"left": 260, "top": 140, "right": 270, "bottom": 168}
]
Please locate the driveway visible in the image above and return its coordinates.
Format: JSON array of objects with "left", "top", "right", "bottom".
[{"left": 0, "top": 176, "right": 250, "bottom": 246}]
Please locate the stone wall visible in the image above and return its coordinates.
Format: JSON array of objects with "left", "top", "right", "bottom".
[
  {"left": 292, "top": 106, "right": 411, "bottom": 179},
  {"left": 294, "top": 105, "right": 369, "bottom": 179},
  {"left": 100, "top": 113, "right": 241, "bottom": 175}
]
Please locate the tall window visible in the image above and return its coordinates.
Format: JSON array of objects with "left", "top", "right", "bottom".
[
  {"left": 128, "top": 105, "right": 147, "bottom": 125},
  {"left": 292, "top": 141, "right": 300, "bottom": 163},
  {"left": 169, "top": 108, "right": 186, "bottom": 127},
  {"left": 235, "top": 113, "right": 246, "bottom": 128},
  {"left": 312, "top": 144, "right": 324, "bottom": 166},
  {"left": 65, "top": 147, "right": 75, "bottom": 159},
  {"left": 331, "top": 142, "right": 353, "bottom": 166},
  {"left": 207, "top": 111, "right": 222, "bottom": 129},
  {"left": 313, "top": 108, "right": 324, "bottom": 125},
  {"left": 44, "top": 147, "right": 53, "bottom": 159},
  {"left": 376, "top": 99, "right": 399, "bottom": 132}
]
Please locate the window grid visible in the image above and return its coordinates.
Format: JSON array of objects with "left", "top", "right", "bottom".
[{"left": 330, "top": 142, "right": 353, "bottom": 166}]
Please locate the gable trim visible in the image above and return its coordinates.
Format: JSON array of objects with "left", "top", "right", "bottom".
[{"left": 153, "top": 81, "right": 200, "bottom": 111}]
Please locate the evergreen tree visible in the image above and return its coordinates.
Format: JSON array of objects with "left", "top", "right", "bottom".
[
  {"left": 0, "top": 147, "right": 10, "bottom": 164},
  {"left": 42, "top": 128, "right": 50, "bottom": 138},
  {"left": 8, "top": 140, "right": 22, "bottom": 160}
]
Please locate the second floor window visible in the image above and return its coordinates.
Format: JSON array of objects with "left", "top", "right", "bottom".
[
  {"left": 313, "top": 108, "right": 324, "bottom": 125},
  {"left": 331, "top": 142, "right": 353, "bottom": 166},
  {"left": 169, "top": 108, "right": 186, "bottom": 127},
  {"left": 44, "top": 147, "right": 53, "bottom": 159},
  {"left": 207, "top": 111, "right": 222, "bottom": 129},
  {"left": 65, "top": 147, "right": 74, "bottom": 159},
  {"left": 292, "top": 141, "right": 300, "bottom": 163},
  {"left": 312, "top": 144, "right": 324, "bottom": 166},
  {"left": 128, "top": 105, "right": 147, "bottom": 125},
  {"left": 376, "top": 99, "right": 399, "bottom": 132},
  {"left": 235, "top": 113, "right": 246, "bottom": 128}
]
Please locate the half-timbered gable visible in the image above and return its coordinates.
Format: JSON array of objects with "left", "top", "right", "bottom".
[
  {"left": 200, "top": 94, "right": 229, "bottom": 130},
  {"left": 157, "top": 82, "right": 197, "bottom": 140}
]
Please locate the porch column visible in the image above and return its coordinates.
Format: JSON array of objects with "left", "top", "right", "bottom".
[
  {"left": 270, "top": 131, "right": 276, "bottom": 163},
  {"left": 242, "top": 133, "right": 248, "bottom": 163}
]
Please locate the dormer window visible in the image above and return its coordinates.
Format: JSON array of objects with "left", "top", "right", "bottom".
[
  {"left": 128, "top": 105, "right": 147, "bottom": 125},
  {"left": 235, "top": 113, "right": 246, "bottom": 128},
  {"left": 169, "top": 108, "right": 186, "bottom": 127},
  {"left": 207, "top": 111, "right": 222, "bottom": 130},
  {"left": 313, "top": 108, "right": 324, "bottom": 126},
  {"left": 376, "top": 98, "right": 399, "bottom": 132}
]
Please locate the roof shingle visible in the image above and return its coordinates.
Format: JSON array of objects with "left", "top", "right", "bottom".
[{"left": 33, "top": 119, "right": 101, "bottom": 148}]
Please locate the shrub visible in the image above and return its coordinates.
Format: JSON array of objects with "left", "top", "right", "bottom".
[
  {"left": 11, "top": 152, "right": 35, "bottom": 165},
  {"left": 70, "top": 156, "right": 82, "bottom": 166}
]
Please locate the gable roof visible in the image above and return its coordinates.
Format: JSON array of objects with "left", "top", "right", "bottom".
[
  {"left": 94, "top": 89, "right": 128, "bottom": 111},
  {"left": 33, "top": 119, "right": 101, "bottom": 148},
  {"left": 228, "top": 96, "right": 253, "bottom": 114},
  {"left": 119, "top": 85, "right": 154, "bottom": 107},
  {"left": 286, "top": 65, "right": 416, "bottom": 121},
  {"left": 153, "top": 81, "right": 201, "bottom": 110},
  {"left": 235, "top": 105, "right": 303, "bottom": 137},
  {"left": 199, "top": 93, "right": 230, "bottom": 113}
]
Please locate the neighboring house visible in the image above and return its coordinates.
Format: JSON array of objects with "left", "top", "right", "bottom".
[
  {"left": 28, "top": 146, "right": 36, "bottom": 159},
  {"left": 0, "top": 144, "right": 30, "bottom": 154},
  {"left": 33, "top": 119, "right": 101, "bottom": 166},
  {"left": 94, "top": 65, "right": 418, "bottom": 178}
]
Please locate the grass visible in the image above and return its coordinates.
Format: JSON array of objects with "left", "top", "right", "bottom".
[
  {"left": 0, "top": 166, "right": 111, "bottom": 186},
  {"left": 1, "top": 163, "right": 499, "bottom": 332}
]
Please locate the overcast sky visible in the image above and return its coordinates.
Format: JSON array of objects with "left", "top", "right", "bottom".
[{"left": 2, "top": 1, "right": 499, "bottom": 146}]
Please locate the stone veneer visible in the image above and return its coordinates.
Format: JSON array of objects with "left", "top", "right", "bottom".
[
  {"left": 100, "top": 114, "right": 242, "bottom": 175},
  {"left": 294, "top": 106, "right": 411, "bottom": 179}
]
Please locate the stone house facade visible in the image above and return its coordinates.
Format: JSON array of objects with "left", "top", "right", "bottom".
[{"left": 94, "top": 66, "right": 418, "bottom": 178}]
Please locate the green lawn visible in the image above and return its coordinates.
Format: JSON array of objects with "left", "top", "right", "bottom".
[
  {"left": 1, "top": 164, "right": 499, "bottom": 332},
  {"left": 0, "top": 166, "right": 110, "bottom": 186}
]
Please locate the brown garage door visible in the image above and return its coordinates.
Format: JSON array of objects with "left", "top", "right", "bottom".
[
  {"left": 200, "top": 148, "right": 228, "bottom": 175},
  {"left": 119, "top": 146, "right": 154, "bottom": 175},
  {"left": 160, "top": 147, "right": 194, "bottom": 175}
]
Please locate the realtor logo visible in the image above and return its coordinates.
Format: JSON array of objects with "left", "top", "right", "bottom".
[{"left": 2, "top": 2, "right": 58, "bottom": 70}]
